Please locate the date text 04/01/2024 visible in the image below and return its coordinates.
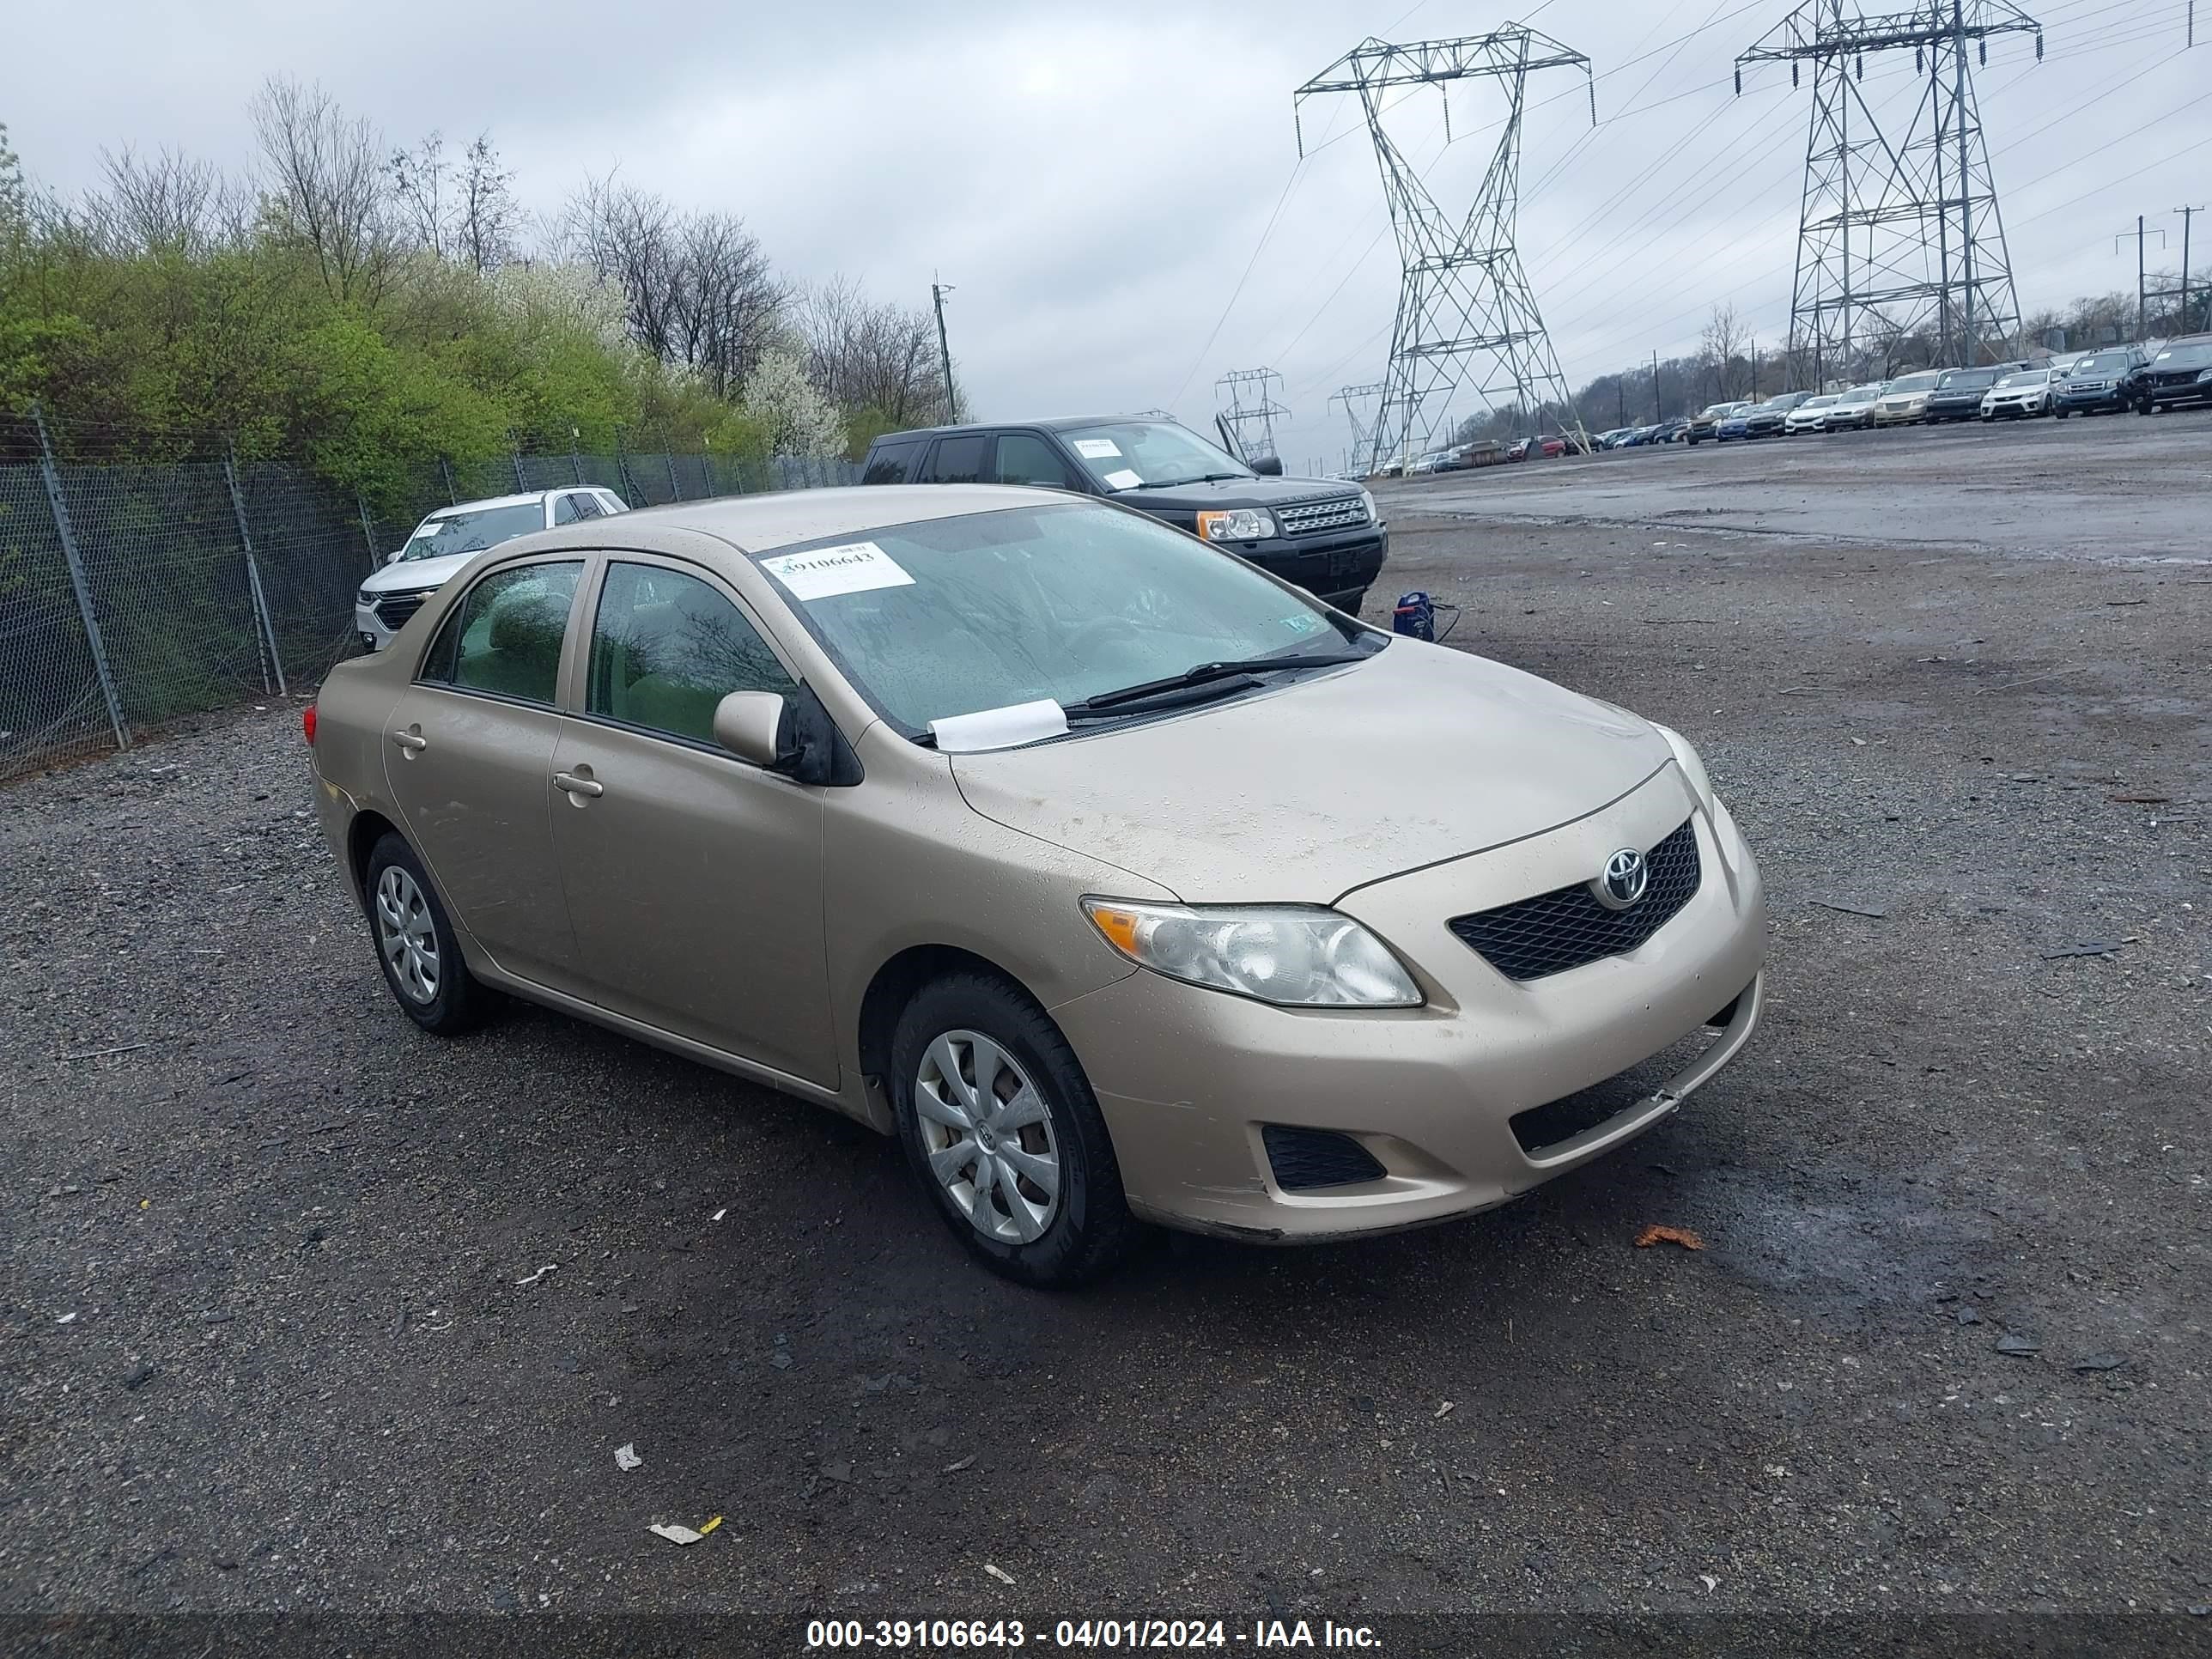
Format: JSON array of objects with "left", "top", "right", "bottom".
[{"left": 804, "top": 1617, "right": 1382, "bottom": 1649}]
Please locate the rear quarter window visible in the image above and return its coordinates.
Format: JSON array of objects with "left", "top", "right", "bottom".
[{"left": 862, "top": 439, "right": 926, "bottom": 485}]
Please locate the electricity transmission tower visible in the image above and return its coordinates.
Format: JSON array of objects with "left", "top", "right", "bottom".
[
  {"left": 1739, "top": 0, "right": 2043, "bottom": 385},
  {"left": 1296, "top": 27, "right": 1595, "bottom": 472},
  {"left": 1216, "top": 368, "right": 1290, "bottom": 463},
  {"left": 1328, "top": 382, "right": 1387, "bottom": 471}
]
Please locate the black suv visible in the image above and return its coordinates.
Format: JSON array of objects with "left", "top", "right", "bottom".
[
  {"left": 2122, "top": 340, "right": 2212, "bottom": 415},
  {"left": 1923, "top": 366, "right": 2005, "bottom": 422},
  {"left": 860, "top": 416, "right": 1387, "bottom": 611}
]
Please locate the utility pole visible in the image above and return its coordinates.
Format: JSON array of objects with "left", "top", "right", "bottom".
[
  {"left": 2179, "top": 205, "right": 2203, "bottom": 335},
  {"left": 931, "top": 279, "right": 958, "bottom": 422},
  {"left": 1751, "top": 335, "right": 1759, "bottom": 398},
  {"left": 1652, "top": 349, "right": 1661, "bottom": 419},
  {"left": 2115, "top": 218, "right": 2166, "bottom": 340}
]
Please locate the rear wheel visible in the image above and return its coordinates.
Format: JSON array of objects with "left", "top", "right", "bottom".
[
  {"left": 890, "top": 973, "right": 1139, "bottom": 1288},
  {"left": 363, "top": 833, "right": 488, "bottom": 1036}
]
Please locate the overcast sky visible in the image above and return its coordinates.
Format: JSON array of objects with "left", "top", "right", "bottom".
[{"left": 9, "top": 0, "right": 2206, "bottom": 462}]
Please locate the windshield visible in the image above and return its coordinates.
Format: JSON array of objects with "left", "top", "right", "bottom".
[
  {"left": 2153, "top": 344, "right": 2212, "bottom": 367},
  {"left": 1936, "top": 368, "right": 1996, "bottom": 390},
  {"left": 1996, "top": 370, "right": 2047, "bottom": 387},
  {"left": 753, "top": 502, "right": 1374, "bottom": 737},
  {"left": 2069, "top": 352, "right": 2132, "bottom": 374},
  {"left": 397, "top": 502, "right": 545, "bottom": 562},
  {"left": 1843, "top": 385, "right": 1884, "bottom": 401},
  {"left": 1801, "top": 395, "right": 1838, "bottom": 409},
  {"left": 1888, "top": 372, "right": 1942, "bottom": 393},
  {"left": 1059, "top": 422, "right": 1252, "bottom": 492}
]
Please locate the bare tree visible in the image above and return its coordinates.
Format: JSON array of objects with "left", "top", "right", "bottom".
[
  {"left": 386, "top": 131, "right": 448, "bottom": 258},
  {"left": 1700, "top": 302, "right": 1748, "bottom": 399},
  {"left": 562, "top": 173, "right": 787, "bottom": 395},
  {"left": 454, "top": 135, "right": 519, "bottom": 275},
  {"left": 802, "top": 275, "right": 945, "bottom": 423},
  {"left": 250, "top": 76, "right": 396, "bottom": 304}
]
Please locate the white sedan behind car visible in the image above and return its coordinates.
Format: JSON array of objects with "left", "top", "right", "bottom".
[
  {"left": 356, "top": 489, "right": 629, "bottom": 652},
  {"left": 1980, "top": 368, "right": 2052, "bottom": 421}
]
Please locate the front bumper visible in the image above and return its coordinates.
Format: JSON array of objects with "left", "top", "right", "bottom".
[
  {"left": 1052, "top": 768, "right": 1767, "bottom": 1241},
  {"left": 1923, "top": 399, "right": 1983, "bottom": 422},
  {"left": 1871, "top": 402, "right": 1925, "bottom": 425},
  {"left": 1982, "top": 393, "right": 2047, "bottom": 416},
  {"left": 355, "top": 603, "right": 393, "bottom": 653},
  {"left": 1244, "top": 526, "right": 1389, "bottom": 608}
]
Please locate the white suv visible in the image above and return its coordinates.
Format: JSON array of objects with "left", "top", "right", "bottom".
[{"left": 356, "top": 489, "right": 629, "bottom": 652}]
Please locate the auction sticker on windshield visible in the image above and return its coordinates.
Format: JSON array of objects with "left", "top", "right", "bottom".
[
  {"left": 1072, "top": 438, "right": 1121, "bottom": 459},
  {"left": 1102, "top": 469, "right": 1142, "bottom": 489},
  {"left": 761, "top": 542, "right": 916, "bottom": 601}
]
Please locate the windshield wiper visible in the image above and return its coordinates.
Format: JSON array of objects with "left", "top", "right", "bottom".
[
  {"left": 1132, "top": 472, "right": 1248, "bottom": 489},
  {"left": 1062, "top": 650, "right": 1372, "bottom": 717}
]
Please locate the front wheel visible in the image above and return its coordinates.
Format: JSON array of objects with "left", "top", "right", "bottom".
[
  {"left": 890, "top": 973, "right": 1140, "bottom": 1288},
  {"left": 2055, "top": 407, "right": 2070, "bottom": 419}
]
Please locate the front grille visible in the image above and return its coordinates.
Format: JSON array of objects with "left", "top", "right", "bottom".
[
  {"left": 1448, "top": 817, "right": 1703, "bottom": 981},
  {"left": 374, "top": 589, "right": 435, "bottom": 631},
  {"left": 1261, "top": 1125, "right": 1386, "bottom": 1191},
  {"left": 1276, "top": 495, "right": 1368, "bottom": 538}
]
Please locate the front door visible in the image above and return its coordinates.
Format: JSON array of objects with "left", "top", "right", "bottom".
[
  {"left": 381, "top": 556, "right": 589, "bottom": 991},
  {"left": 547, "top": 556, "right": 836, "bottom": 1086}
]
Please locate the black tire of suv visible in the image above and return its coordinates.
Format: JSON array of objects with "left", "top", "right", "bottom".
[
  {"left": 363, "top": 832, "right": 489, "bottom": 1036},
  {"left": 890, "top": 972, "right": 1141, "bottom": 1289}
]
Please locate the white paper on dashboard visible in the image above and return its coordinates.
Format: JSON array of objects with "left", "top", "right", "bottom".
[
  {"left": 1072, "top": 438, "right": 1122, "bottom": 459},
  {"left": 1102, "top": 468, "right": 1143, "bottom": 490},
  {"left": 928, "top": 700, "right": 1071, "bottom": 752},
  {"left": 760, "top": 542, "right": 915, "bottom": 601}
]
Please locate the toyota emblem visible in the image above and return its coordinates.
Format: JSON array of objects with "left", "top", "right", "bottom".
[{"left": 1593, "top": 847, "right": 1649, "bottom": 910}]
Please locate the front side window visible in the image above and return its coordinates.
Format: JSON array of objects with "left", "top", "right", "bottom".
[
  {"left": 992, "top": 434, "right": 1080, "bottom": 489},
  {"left": 397, "top": 502, "right": 547, "bottom": 562},
  {"left": 753, "top": 502, "right": 1375, "bottom": 737},
  {"left": 1056, "top": 422, "right": 1250, "bottom": 493},
  {"left": 422, "top": 561, "right": 584, "bottom": 704},
  {"left": 586, "top": 562, "right": 795, "bottom": 745}
]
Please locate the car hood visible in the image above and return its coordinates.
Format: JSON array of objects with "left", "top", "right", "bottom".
[
  {"left": 946, "top": 641, "right": 1674, "bottom": 903},
  {"left": 1112, "top": 475, "right": 1365, "bottom": 519},
  {"left": 361, "top": 550, "right": 477, "bottom": 594}
]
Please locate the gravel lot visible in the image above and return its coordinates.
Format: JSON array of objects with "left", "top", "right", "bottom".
[{"left": 3, "top": 416, "right": 2208, "bottom": 1636}]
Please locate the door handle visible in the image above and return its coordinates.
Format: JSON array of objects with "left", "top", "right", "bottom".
[
  {"left": 553, "top": 771, "right": 604, "bottom": 798},
  {"left": 391, "top": 728, "right": 428, "bottom": 754}
]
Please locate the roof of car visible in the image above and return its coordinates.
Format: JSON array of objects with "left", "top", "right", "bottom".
[
  {"left": 609, "top": 483, "right": 1069, "bottom": 554},
  {"left": 424, "top": 489, "right": 597, "bottom": 517},
  {"left": 869, "top": 415, "right": 1189, "bottom": 446}
]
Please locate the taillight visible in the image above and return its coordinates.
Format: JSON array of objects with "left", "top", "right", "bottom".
[{"left": 302, "top": 703, "right": 319, "bottom": 746}]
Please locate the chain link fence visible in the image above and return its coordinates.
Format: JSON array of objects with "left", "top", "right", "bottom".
[{"left": 0, "top": 415, "right": 862, "bottom": 784}]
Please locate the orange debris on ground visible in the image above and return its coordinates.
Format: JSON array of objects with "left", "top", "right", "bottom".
[{"left": 1634, "top": 1224, "right": 1706, "bottom": 1250}]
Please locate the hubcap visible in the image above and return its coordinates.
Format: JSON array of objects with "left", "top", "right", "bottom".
[
  {"left": 913, "top": 1030, "right": 1060, "bottom": 1245},
  {"left": 374, "top": 866, "right": 441, "bottom": 1004}
]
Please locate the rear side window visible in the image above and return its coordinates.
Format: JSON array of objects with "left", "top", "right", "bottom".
[
  {"left": 586, "top": 562, "right": 795, "bottom": 745},
  {"left": 422, "top": 561, "right": 585, "bottom": 705},
  {"left": 918, "top": 434, "right": 988, "bottom": 483},
  {"left": 992, "top": 433, "right": 1079, "bottom": 489},
  {"left": 862, "top": 439, "right": 926, "bottom": 485}
]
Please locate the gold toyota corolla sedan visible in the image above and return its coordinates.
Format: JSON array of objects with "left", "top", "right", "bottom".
[{"left": 307, "top": 484, "right": 1765, "bottom": 1285}]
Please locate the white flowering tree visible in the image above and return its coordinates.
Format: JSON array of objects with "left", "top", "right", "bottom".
[{"left": 741, "top": 347, "right": 846, "bottom": 459}]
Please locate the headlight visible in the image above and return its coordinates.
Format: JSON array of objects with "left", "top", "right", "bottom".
[
  {"left": 357, "top": 587, "right": 376, "bottom": 606},
  {"left": 1081, "top": 898, "right": 1422, "bottom": 1007},
  {"left": 1358, "top": 486, "right": 1381, "bottom": 525},
  {"left": 2197, "top": 369, "right": 2212, "bottom": 384},
  {"left": 1651, "top": 723, "right": 1716, "bottom": 815},
  {"left": 1195, "top": 507, "right": 1277, "bottom": 543}
]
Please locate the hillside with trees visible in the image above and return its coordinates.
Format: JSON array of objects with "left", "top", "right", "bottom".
[{"left": 0, "top": 85, "right": 957, "bottom": 514}]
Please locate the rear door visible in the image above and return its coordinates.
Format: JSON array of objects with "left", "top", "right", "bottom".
[
  {"left": 545, "top": 556, "right": 836, "bottom": 1085},
  {"left": 381, "top": 556, "right": 590, "bottom": 990}
]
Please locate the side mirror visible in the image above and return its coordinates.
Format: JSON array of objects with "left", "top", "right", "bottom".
[
  {"left": 713, "top": 690, "right": 787, "bottom": 767},
  {"left": 1250, "top": 455, "right": 1285, "bottom": 477},
  {"left": 386, "top": 550, "right": 404, "bottom": 564}
]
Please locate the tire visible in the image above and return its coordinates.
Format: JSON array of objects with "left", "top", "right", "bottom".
[
  {"left": 890, "top": 971, "right": 1140, "bottom": 1288},
  {"left": 363, "top": 832, "right": 489, "bottom": 1036},
  {"left": 2055, "top": 407, "right": 2069, "bottom": 419}
]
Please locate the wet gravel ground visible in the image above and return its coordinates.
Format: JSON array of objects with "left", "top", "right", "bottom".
[{"left": 3, "top": 453, "right": 2209, "bottom": 1631}]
